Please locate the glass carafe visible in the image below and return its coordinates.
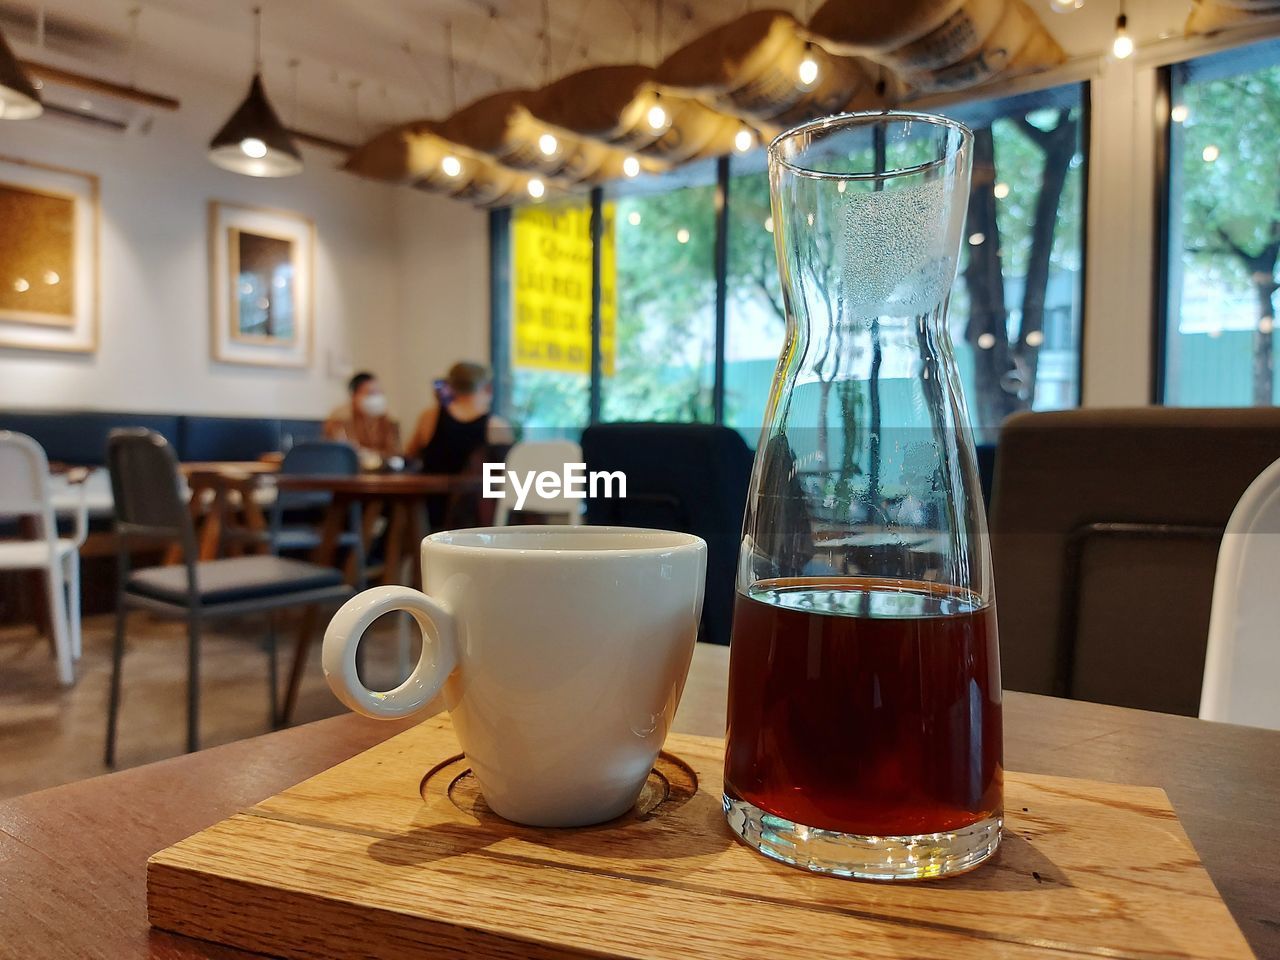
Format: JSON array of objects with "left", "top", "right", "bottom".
[{"left": 723, "top": 112, "right": 1001, "bottom": 881}]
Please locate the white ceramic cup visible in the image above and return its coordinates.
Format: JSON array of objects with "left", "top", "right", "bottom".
[{"left": 323, "top": 525, "right": 707, "bottom": 828}]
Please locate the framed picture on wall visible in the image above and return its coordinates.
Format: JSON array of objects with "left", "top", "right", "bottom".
[
  {"left": 0, "top": 156, "right": 99, "bottom": 353},
  {"left": 209, "top": 200, "right": 313, "bottom": 368}
]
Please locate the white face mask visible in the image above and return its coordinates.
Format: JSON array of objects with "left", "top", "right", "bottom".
[{"left": 358, "top": 392, "right": 388, "bottom": 417}]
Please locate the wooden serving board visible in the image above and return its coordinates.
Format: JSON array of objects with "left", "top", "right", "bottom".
[{"left": 147, "top": 716, "right": 1254, "bottom": 960}]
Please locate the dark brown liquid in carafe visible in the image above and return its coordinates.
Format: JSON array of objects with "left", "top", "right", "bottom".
[{"left": 724, "top": 577, "right": 1003, "bottom": 837}]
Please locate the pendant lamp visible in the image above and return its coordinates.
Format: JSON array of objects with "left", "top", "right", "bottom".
[
  {"left": 208, "top": 7, "right": 301, "bottom": 177},
  {"left": 0, "top": 28, "right": 42, "bottom": 119}
]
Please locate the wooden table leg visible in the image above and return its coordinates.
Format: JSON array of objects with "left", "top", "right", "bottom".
[
  {"left": 197, "top": 483, "right": 228, "bottom": 560},
  {"left": 238, "top": 478, "right": 270, "bottom": 555},
  {"left": 311, "top": 494, "right": 349, "bottom": 567},
  {"left": 279, "top": 604, "right": 318, "bottom": 727}
]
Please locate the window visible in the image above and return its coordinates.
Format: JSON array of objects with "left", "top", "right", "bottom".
[
  {"left": 724, "top": 155, "right": 784, "bottom": 445},
  {"left": 941, "top": 85, "right": 1087, "bottom": 441},
  {"left": 1162, "top": 39, "right": 1280, "bottom": 407},
  {"left": 601, "top": 163, "right": 718, "bottom": 423},
  {"left": 492, "top": 84, "right": 1087, "bottom": 443}
]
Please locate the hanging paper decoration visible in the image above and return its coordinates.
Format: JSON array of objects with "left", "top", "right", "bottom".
[
  {"left": 655, "top": 10, "right": 880, "bottom": 131},
  {"left": 342, "top": 120, "right": 533, "bottom": 206},
  {"left": 808, "top": 0, "right": 1063, "bottom": 93},
  {"left": 1186, "top": 0, "right": 1280, "bottom": 33},
  {"left": 528, "top": 65, "right": 741, "bottom": 163},
  {"left": 440, "top": 90, "right": 634, "bottom": 182},
  {"left": 340, "top": 0, "right": 1076, "bottom": 205}
]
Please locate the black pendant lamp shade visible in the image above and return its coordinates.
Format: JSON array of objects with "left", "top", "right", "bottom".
[
  {"left": 208, "top": 73, "right": 302, "bottom": 177},
  {"left": 0, "top": 28, "right": 42, "bottom": 120}
]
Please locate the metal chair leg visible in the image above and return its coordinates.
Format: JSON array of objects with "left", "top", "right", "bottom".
[
  {"left": 186, "top": 613, "right": 202, "bottom": 753},
  {"left": 267, "top": 614, "right": 280, "bottom": 729},
  {"left": 104, "top": 603, "right": 127, "bottom": 767},
  {"left": 280, "top": 605, "right": 318, "bottom": 727}
]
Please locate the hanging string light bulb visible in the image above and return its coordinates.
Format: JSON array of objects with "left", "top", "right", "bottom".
[
  {"left": 798, "top": 44, "right": 819, "bottom": 87},
  {"left": 1111, "top": 0, "right": 1134, "bottom": 60}
]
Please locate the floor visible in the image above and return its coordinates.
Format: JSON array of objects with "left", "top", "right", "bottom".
[{"left": 0, "top": 609, "right": 418, "bottom": 800}]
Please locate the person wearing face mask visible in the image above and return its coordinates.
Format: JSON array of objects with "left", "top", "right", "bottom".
[{"left": 324, "top": 371, "right": 402, "bottom": 466}]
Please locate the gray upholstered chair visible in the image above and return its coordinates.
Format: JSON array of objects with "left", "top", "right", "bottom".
[
  {"left": 104, "top": 429, "right": 352, "bottom": 764},
  {"left": 989, "top": 407, "right": 1280, "bottom": 715}
]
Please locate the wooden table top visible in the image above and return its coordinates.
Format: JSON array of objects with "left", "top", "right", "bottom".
[
  {"left": 2, "top": 643, "right": 1277, "bottom": 959},
  {"left": 273, "top": 472, "right": 479, "bottom": 496},
  {"left": 180, "top": 461, "right": 280, "bottom": 478}
]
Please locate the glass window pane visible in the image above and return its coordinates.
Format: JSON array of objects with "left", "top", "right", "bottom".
[
  {"left": 502, "top": 197, "right": 592, "bottom": 435},
  {"left": 601, "top": 163, "right": 718, "bottom": 423},
  {"left": 1163, "top": 39, "right": 1280, "bottom": 407},
  {"left": 725, "top": 154, "right": 785, "bottom": 446},
  {"left": 941, "top": 85, "right": 1086, "bottom": 441}
]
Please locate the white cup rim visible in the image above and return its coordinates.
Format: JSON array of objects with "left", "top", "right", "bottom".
[{"left": 423, "top": 525, "right": 705, "bottom": 559}]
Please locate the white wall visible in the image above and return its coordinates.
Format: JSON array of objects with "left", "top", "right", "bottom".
[
  {"left": 391, "top": 189, "right": 490, "bottom": 431},
  {"left": 0, "top": 70, "right": 492, "bottom": 423}
]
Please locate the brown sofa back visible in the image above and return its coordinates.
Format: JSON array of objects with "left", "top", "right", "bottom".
[{"left": 990, "top": 407, "right": 1280, "bottom": 715}]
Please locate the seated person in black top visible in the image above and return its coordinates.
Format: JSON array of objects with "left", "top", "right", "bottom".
[{"left": 409, "top": 362, "right": 514, "bottom": 528}]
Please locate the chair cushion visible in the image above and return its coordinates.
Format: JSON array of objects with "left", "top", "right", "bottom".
[{"left": 128, "top": 555, "right": 344, "bottom": 606}]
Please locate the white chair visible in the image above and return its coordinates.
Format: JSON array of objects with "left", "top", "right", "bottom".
[
  {"left": 1200, "top": 455, "right": 1280, "bottom": 729},
  {"left": 0, "top": 432, "right": 88, "bottom": 685},
  {"left": 493, "top": 439, "right": 584, "bottom": 526}
]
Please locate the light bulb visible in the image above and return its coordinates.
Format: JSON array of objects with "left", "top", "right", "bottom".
[
  {"left": 1025, "top": 330, "right": 1045, "bottom": 347},
  {"left": 837, "top": 180, "right": 847, "bottom": 194},
  {"left": 1111, "top": 15, "right": 1133, "bottom": 59},
  {"left": 676, "top": 227, "right": 690, "bottom": 244},
  {"left": 647, "top": 103, "right": 668, "bottom": 130},
  {"left": 993, "top": 182, "right": 1010, "bottom": 199},
  {"left": 538, "top": 133, "right": 558, "bottom": 156},
  {"left": 734, "top": 127, "right": 753, "bottom": 153},
  {"left": 1261, "top": 316, "right": 1274, "bottom": 335},
  {"left": 798, "top": 54, "right": 819, "bottom": 87},
  {"left": 1202, "top": 144, "right": 1220, "bottom": 162},
  {"left": 1170, "top": 104, "right": 1188, "bottom": 123},
  {"left": 622, "top": 155, "right": 641, "bottom": 178},
  {"left": 764, "top": 216, "right": 774, "bottom": 234},
  {"left": 968, "top": 232, "right": 986, "bottom": 246},
  {"left": 527, "top": 178, "right": 545, "bottom": 199},
  {"left": 13, "top": 277, "right": 29, "bottom": 292},
  {"left": 627, "top": 210, "right": 641, "bottom": 226},
  {"left": 441, "top": 155, "right": 462, "bottom": 177},
  {"left": 42, "top": 270, "right": 59, "bottom": 285},
  {"left": 1049, "top": 0, "right": 1084, "bottom": 11},
  {"left": 240, "top": 137, "right": 268, "bottom": 159},
  {"left": 977, "top": 333, "right": 996, "bottom": 349}
]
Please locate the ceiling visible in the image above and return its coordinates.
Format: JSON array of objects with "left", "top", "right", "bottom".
[{"left": 0, "top": 0, "right": 1196, "bottom": 146}]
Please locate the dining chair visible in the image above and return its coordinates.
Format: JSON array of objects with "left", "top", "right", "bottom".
[
  {"left": 268, "top": 441, "right": 366, "bottom": 586},
  {"left": 0, "top": 431, "right": 88, "bottom": 685},
  {"left": 581, "top": 423, "right": 754, "bottom": 646},
  {"left": 493, "top": 439, "right": 584, "bottom": 526},
  {"left": 989, "top": 406, "right": 1280, "bottom": 715},
  {"left": 1200, "top": 456, "right": 1280, "bottom": 730},
  {"left": 104, "top": 429, "right": 353, "bottom": 765}
]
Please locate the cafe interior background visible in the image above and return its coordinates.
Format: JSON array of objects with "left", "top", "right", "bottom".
[{"left": 1, "top": 0, "right": 1279, "bottom": 798}]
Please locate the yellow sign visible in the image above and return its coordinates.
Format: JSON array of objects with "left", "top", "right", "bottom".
[{"left": 512, "top": 201, "right": 615, "bottom": 375}]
